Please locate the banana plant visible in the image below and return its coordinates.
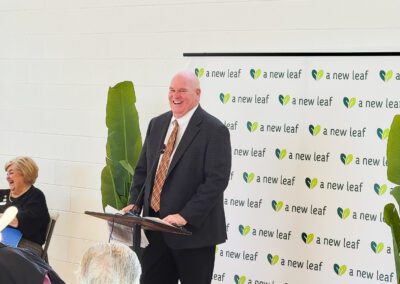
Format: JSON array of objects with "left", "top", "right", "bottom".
[
  {"left": 100, "top": 81, "right": 142, "bottom": 210},
  {"left": 384, "top": 115, "right": 400, "bottom": 284}
]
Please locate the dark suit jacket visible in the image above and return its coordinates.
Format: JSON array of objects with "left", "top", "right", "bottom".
[
  {"left": 0, "top": 243, "right": 65, "bottom": 284},
  {"left": 129, "top": 106, "right": 232, "bottom": 249}
]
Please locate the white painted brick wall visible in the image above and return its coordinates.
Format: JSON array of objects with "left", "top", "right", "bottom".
[{"left": 1, "top": 0, "right": 400, "bottom": 282}]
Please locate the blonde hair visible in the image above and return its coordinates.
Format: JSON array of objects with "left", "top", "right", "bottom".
[
  {"left": 78, "top": 242, "right": 141, "bottom": 284},
  {"left": 5, "top": 156, "right": 39, "bottom": 185}
]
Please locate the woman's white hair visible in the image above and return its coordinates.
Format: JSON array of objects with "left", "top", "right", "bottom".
[{"left": 77, "top": 242, "right": 141, "bottom": 284}]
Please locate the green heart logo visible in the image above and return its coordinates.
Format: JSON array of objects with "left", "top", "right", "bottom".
[
  {"left": 243, "top": 172, "right": 255, "bottom": 183},
  {"left": 275, "top": 148, "right": 287, "bottom": 160},
  {"left": 247, "top": 121, "right": 258, "bottom": 132},
  {"left": 250, "top": 68, "right": 261, "bottom": 79},
  {"left": 309, "top": 124, "right": 321, "bottom": 136},
  {"left": 305, "top": 177, "right": 318, "bottom": 189},
  {"left": 267, "top": 254, "right": 279, "bottom": 265},
  {"left": 301, "top": 232, "right": 314, "bottom": 244},
  {"left": 239, "top": 225, "right": 251, "bottom": 236},
  {"left": 333, "top": 264, "right": 347, "bottom": 276},
  {"left": 340, "top": 153, "right": 353, "bottom": 165},
  {"left": 234, "top": 275, "right": 246, "bottom": 284},
  {"left": 371, "top": 241, "right": 384, "bottom": 253},
  {"left": 271, "top": 200, "right": 283, "bottom": 212},
  {"left": 311, "top": 69, "right": 324, "bottom": 80},
  {"left": 343, "top": 97, "right": 356, "bottom": 108},
  {"left": 379, "top": 70, "right": 393, "bottom": 82},
  {"left": 377, "top": 128, "right": 390, "bottom": 140},
  {"left": 195, "top": 68, "right": 204, "bottom": 78},
  {"left": 278, "top": 94, "right": 290, "bottom": 106},
  {"left": 337, "top": 207, "right": 350, "bottom": 220},
  {"left": 374, "top": 183, "right": 387, "bottom": 196},
  {"left": 219, "top": 93, "right": 230, "bottom": 104}
]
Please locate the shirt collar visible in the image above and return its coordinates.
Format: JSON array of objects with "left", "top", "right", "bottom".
[{"left": 171, "top": 104, "right": 199, "bottom": 126}]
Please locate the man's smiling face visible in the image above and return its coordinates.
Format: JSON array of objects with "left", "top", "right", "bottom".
[{"left": 168, "top": 73, "right": 200, "bottom": 118}]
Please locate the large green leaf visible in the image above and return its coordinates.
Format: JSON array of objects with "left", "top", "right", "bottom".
[
  {"left": 101, "top": 159, "right": 131, "bottom": 209},
  {"left": 101, "top": 164, "right": 120, "bottom": 210},
  {"left": 384, "top": 202, "right": 400, "bottom": 283},
  {"left": 386, "top": 115, "right": 400, "bottom": 284},
  {"left": 388, "top": 115, "right": 400, "bottom": 185},
  {"left": 101, "top": 81, "right": 142, "bottom": 210}
]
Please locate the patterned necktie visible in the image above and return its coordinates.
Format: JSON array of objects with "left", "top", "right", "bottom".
[{"left": 151, "top": 120, "right": 179, "bottom": 212}]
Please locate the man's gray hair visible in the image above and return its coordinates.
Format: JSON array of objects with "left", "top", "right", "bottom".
[{"left": 78, "top": 242, "right": 141, "bottom": 284}]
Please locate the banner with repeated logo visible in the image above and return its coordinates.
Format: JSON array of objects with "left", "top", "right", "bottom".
[{"left": 186, "top": 55, "right": 399, "bottom": 284}]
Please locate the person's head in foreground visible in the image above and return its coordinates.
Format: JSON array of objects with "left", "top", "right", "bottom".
[{"left": 78, "top": 242, "right": 141, "bottom": 284}]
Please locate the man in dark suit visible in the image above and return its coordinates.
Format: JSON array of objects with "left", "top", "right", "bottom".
[{"left": 123, "top": 71, "right": 231, "bottom": 284}]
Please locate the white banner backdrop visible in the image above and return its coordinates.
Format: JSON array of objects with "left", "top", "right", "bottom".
[{"left": 186, "top": 55, "right": 399, "bottom": 284}]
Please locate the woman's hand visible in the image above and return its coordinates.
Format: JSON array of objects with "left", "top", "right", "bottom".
[{"left": 8, "top": 217, "right": 18, "bottom": 227}]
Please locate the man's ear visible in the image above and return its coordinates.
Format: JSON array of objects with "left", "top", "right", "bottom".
[{"left": 196, "top": 88, "right": 201, "bottom": 98}]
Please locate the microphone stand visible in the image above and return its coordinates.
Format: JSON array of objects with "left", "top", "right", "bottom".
[{"left": 130, "top": 144, "right": 165, "bottom": 253}]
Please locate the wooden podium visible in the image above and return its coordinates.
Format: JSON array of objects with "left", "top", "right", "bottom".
[{"left": 85, "top": 211, "right": 191, "bottom": 252}]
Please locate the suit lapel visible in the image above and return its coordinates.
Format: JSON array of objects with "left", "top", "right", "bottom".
[
  {"left": 149, "top": 113, "right": 172, "bottom": 176},
  {"left": 167, "top": 106, "right": 204, "bottom": 175},
  {"left": 157, "top": 113, "right": 172, "bottom": 155}
]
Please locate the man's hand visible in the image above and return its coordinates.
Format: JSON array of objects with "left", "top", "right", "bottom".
[
  {"left": 121, "top": 204, "right": 141, "bottom": 214},
  {"left": 163, "top": 214, "right": 187, "bottom": 226}
]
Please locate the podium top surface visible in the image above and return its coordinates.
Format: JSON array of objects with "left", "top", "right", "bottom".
[{"left": 85, "top": 211, "right": 191, "bottom": 236}]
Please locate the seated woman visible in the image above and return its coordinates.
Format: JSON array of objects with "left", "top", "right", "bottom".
[{"left": 0, "top": 156, "right": 50, "bottom": 257}]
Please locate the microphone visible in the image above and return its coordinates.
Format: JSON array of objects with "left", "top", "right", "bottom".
[{"left": 130, "top": 144, "right": 165, "bottom": 215}]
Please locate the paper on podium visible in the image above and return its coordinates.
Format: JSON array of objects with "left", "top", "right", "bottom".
[
  {"left": 105, "top": 205, "right": 149, "bottom": 248},
  {"left": 143, "top": 216, "right": 181, "bottom": 228}
]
